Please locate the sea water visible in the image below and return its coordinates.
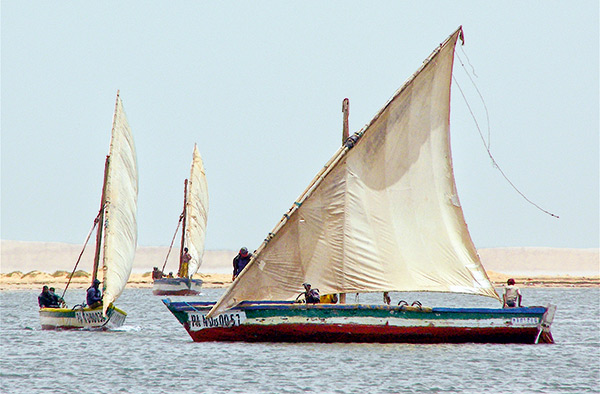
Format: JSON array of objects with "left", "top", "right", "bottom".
[{"left": 1, "top": 287, "right": 598, "bottom": 393}]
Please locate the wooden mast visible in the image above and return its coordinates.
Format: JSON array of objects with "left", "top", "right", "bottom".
[
  {"left": 339, "top": 97, "right": 350, "bottom": 304},
  {"left": 91, "top": 155, "right": 110, "bottom": 285},
  {"left": 178, "top": 179, "right": 188, "bottom": 278},
  {"left": 342, "top": 98, "right": 349, "bottom": 145}
]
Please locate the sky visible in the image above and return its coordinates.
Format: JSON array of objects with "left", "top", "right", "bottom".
[{"left": 2, "top": 2, "right": 598, "bottom": 251}]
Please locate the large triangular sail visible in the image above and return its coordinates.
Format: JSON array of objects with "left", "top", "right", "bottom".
[
  {"left": 183, "top": 144, "right": 209, "bottom": 277},
  {"left": 208, "top": 27, "right": 499, "bottom": 317},
  {"left": 102, "top": 92, "right": 139, "bottom": 315}
]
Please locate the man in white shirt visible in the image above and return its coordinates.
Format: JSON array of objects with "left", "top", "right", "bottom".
[{"left": 503, "top": 278, "right": 522, "bottom": 308}]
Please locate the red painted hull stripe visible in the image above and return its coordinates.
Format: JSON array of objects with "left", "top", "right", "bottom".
[{"left": 183, "top": 323, "right": 552, "bottom": 344}]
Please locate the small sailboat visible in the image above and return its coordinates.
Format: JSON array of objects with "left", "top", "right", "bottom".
[
  {"left": 153, "top": 144, "right": 208, "bottom": 296},
  {"left": 163, "top": 27, "right": 556, "bottom": 344},
  {"left": 39, "top": 92, "right": 138, "bottom": 330}
]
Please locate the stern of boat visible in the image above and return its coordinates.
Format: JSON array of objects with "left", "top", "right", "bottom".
[{"left": 535, "top": 304, "right": 557, "bottom": 344}]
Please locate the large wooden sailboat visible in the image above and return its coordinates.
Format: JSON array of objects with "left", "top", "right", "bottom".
[
  {"left": 39, "top": 92, "right": 138, "bottom": 330},
  {"left": 153, "top": 144, "right": 208, "bottom": 296},
  {"left": 163, "top": 27, "right": 556, "bottom": 344}
]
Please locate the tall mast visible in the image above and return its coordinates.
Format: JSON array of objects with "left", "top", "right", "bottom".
[
  {"left": 342, "top": 98, "right": 349, "bottom": 145},
  {"left": 340, "top": 97, "right": 350, "bottom": 304},
  {"left": 178, "top": 179, "right": 188, "bottom": 278},
  {"left": 91, "top": 155, "right": 110, "bottom": 284}
]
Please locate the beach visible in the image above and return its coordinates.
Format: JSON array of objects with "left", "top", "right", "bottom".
[{"left": 1, "top": 241, "right": 598, "bottom": 290}]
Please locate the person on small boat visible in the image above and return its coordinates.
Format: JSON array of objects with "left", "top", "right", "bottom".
[
  {"left": 232, "top": 247, "right": 252, "bottom": 280},
  {"left": 383, "top": 292, "right": 391, "bottom": 305},
  {"left": 86, "top": 279, "right": 103, "bottom": 309},
  {"left": 38, "top": 285, "right": 55, "bottom": 308},
  {"left": 302, "top": 283, "right": 320, "bottom": 304},
  {"left": 168, "top": 272, "right": 174, "bottom": 278},
  {"left": 503, "top": 278, "right": 522, "bottom": 308},
  {"left": 48, "top": 287, "right": 64, "bottom": 308},
  {"left": 179, "top": 248, "right": 192, "bottom": 278},
  {"left": 152, "top": 267, "right": 163, "bottom": 280}
]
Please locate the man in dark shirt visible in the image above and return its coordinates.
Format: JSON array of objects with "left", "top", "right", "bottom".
[
  {"left": 48, "top": 287, "right": 64, "bottom": 308},
  {"left": 232, "top": 247, "right": 252, "bottom": 281},
  {"left": 302, "top": 283, "right": 320, "bottom": 304},
  {"left": 152, "top": 267, "right": 163, "bottom": 280},
  {"left": 38, "top": 285, "right": 54, "bottom": 308},
  {"left": 86, "top": 279, "right": 103, "bottom": 309}
]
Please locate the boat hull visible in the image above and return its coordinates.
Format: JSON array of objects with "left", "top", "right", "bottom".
[
  {"left": 153, "top": 278, "right": 203, "bottom": 296},
  {"left": 39, "top": 304, "right": 127, "bottom": 330},
  {"left": 162, "top": 300, "right": 555, "bottom": 344}
]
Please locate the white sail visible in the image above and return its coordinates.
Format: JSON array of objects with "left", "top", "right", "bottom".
[
  {"left": 184, "top": 144, "right": 209, "bottom": 277},
  {"left": 102, "top": 93, "right": 139, "bottom": 314},
  {"left": 208, "top": 28, "right": 500, "bottom": 317}
]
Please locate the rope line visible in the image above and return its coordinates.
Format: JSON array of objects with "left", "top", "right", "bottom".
[
  {"left": 456, "top": 50, "right": 490, "bottom": 148},
  {"left": 61, "top": 207, "right": 104, "bottom": 300},
  {"left": 453, "top": 75, "right": 559, "bottom": 219},
  {"left": 162, "top": 214, "right": 184, "bottom": 274}
]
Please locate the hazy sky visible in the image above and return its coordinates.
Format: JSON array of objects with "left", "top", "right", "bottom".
[{"left": 2, "top": 2, "right": 598, "bottom": 251}]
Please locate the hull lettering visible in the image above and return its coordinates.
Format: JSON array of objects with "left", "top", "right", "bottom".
[{"left": 189, "top": 311, "right": 246, "bottom": 331}]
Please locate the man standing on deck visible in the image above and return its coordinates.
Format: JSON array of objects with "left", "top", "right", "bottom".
[
  {"left": 179, "top": 248, "right": 192, "bottom": 278},
  {"left": 232, "top": 247, "right": 252, "bottom": 281}
]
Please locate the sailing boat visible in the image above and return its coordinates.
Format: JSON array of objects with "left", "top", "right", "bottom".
[
  {"left": 39, "top": 92, "right": 138, "bottom": 330},
  {"left": 163, "top": 27, "right": 556, "bottom": 344},
  {"left": 153, "top": 144, "right": 208, "bottom": 296}
]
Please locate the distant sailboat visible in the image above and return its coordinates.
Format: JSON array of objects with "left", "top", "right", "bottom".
[
  {"left": 163, "top": 27, "right": 555, "bottom": 344},
  {"left": 39, "top": 91, "right": 138, "bottom": 330},
  {"left": 153, "top": 144, "right": 208, "bottom": 296}
]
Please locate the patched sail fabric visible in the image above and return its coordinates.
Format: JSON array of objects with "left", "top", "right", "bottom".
[
  {"left": 209, "top": 28, "right": 499, "bottom": 317},
  {"left": 102, "top": 94, "right": 139, "bottom": 315},
  {"left": 184, "top": 144, "right": 209, "bottom": 277}
]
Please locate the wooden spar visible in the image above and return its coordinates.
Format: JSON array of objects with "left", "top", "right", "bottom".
[
  {"left": 207, "top": 142, "right": 355, "bottom": 318},
  {"left": 342, "top": 98, "right": 349, "bottom": 145},
  {"left": 91, "top": 155, "right": 110, "bottom": 285},
  {"left": 207, "top": 29, "right": 466, "bottom": 319},
  {"left": 178, "top": 179, "right": 188, "bottom": 278}
]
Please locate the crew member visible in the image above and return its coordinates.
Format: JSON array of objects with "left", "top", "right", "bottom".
[
  {"left": 232, "top": 247, "right": 252, "bottom": 280},
  {"left": 86, "top": 279, "right": 103, "bottom": 309},
  {"left": 503, "top": 278, "right": 522, "bottom": 308},
  {"left": 302, "top": 283, "right": 320, "bottom": 304},
  {"left": 38, "top": 285, "right": 54, "bottom": 308},
  {"left": 179, "top": 248, "right": 192, "bottom": 278}
]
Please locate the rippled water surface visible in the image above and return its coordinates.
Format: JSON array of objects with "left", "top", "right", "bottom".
[{"left": 1, "top": 287, "right": 599, "bottom": 393}]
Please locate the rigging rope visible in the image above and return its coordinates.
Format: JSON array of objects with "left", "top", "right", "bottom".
[
  {"left": 161, "top": 213, "right": 184, "bottom": 274},
  {"left": 61, "top": 207, "right": 104, "bottom": 300},
  {"left": 456, "top": 50, "right": 490, "bottom": 149},
  {"left": 452, "top": 68, "right": 559, "bottom": 219}
]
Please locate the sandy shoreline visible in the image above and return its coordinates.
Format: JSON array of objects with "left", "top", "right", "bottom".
[
  {"left": 2, "top": 241, "right": 598, "bottom": 290},
  {"left": 0, "top": 271, "right": 233, "bottom": 291},
  {"left": 1, "top": 270, "right": 598, "bottom": 291}
]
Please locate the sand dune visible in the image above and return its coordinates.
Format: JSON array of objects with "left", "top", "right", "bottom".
[
  {"left": 1, "top": 240, "right": 598, "bottom": 290},
  {"left": 1, "top": 240, "right": 235, "bottom": 274}
]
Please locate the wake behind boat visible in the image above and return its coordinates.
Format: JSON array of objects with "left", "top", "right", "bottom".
[
  {"left": 39, "top": 92, "right": 139, "bottom": 330},
  {"left": 163, "top": 27, "right": 555, "bottom": 344},
  {"left": 152, "top": 144, "right": 208, "bottom": 296}
]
